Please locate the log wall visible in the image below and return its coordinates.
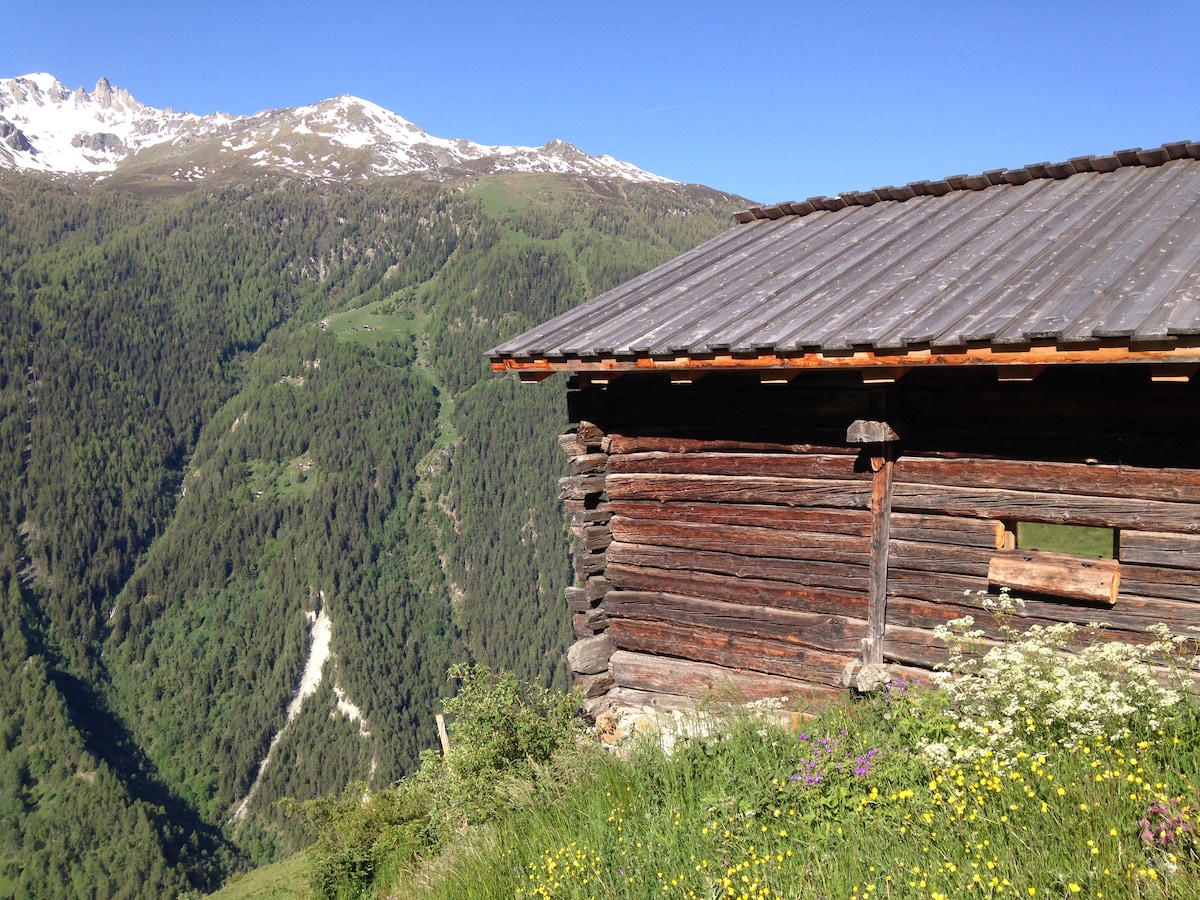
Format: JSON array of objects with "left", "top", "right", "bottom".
[{"left": 557, "top": 368, "right": 1200, "bottom": 712}]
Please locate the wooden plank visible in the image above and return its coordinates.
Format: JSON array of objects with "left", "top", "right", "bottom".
[
  {"left": 610, "top": 500, "right": 872, "bottom": 536},
  {"left": 603, "top": 590, "right": 865, "bottom": 652},
  {"left": 608, "top": 619, "right": 857, "bottom": 688},
  {"left": 606, "top": 451, "right": 868, "bottom": 480},
  {"left": 890, "top": 513, "right": 1004, "bottom": 548},
  {"left": 890, "top": 483, "right": 1200, "bottom": 534},
  {"left": 609, "top": 650, "right": 837, "bottom": 703},
  {"left": 606, "top": 542, "right": 870, "bottom": 591},
  {"left": 1120, "top": 530, "right": 1200, "bottom": 570},
  {"left": 607, "top": 473, "right": 873, "bottom": 508},
  {"left": 895, "top": 455, "right": 1200, "bottom": 504},
  {"left": 608, "top": 516, "right": 870, "bottom": 565},
  {"left": 988, "top": 550, "right": 1120, "bottom": 605}
]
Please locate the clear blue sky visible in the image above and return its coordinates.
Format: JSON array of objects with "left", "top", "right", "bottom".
[{"left": 5, "top": 0, "right": 1200, "bottom": 204}]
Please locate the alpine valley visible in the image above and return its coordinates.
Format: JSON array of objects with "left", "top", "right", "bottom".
[{"left": 0, "top": 74, "right": 746, "bottom": 895}]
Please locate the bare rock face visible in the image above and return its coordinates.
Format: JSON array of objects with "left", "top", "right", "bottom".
[
  {"left": 0, "top": 120, "right": 32, "bottom": 152},
  {"left": 72, "top": 132, "right": 127, "bottom": 153}
]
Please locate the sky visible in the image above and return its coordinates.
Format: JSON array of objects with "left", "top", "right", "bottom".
[{"left": 5, "top": 0, "right": 1200, "bottom": 205}]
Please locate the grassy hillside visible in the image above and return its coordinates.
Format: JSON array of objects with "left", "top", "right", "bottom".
[{"left": 0, "top": 167, "right": 743, "bottom": 893}]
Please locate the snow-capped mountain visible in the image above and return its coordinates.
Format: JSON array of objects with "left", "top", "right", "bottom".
[{"left": 0, "top": 73, "right": 675, "bottom": 185}]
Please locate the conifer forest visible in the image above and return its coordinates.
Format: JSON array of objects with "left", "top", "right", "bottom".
[{"left": 0, "top": 167, "right": 742, "bottom": 896}]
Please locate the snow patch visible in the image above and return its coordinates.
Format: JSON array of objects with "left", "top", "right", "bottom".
[{"left": 230, "top": 593, "right": 370, "bottom": 823}]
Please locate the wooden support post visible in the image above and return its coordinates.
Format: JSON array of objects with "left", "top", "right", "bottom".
[
  {"left": 435, "top": 714, "right": 451, "bottom": 756},
  {"left": 847, "top": 411, "right": 902, "bottom": 669},
  {"left": 865, "top": 445, "right": 895, "bottom": 665}
]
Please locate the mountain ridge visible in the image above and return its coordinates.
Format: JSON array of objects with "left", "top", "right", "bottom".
[{"left": 0, "top": 73, "right": 677, "bottom": 185}]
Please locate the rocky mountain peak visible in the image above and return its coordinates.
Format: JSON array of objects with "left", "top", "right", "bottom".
[{"left": 0, "top": 72, "right": 676, "bottom": 186}]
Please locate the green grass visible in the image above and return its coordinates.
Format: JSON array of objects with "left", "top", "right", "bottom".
[
  {"left": 268, "top": 628, "right": 1200, "bottom": 899},
  {"left": 246, "top": 455, "right": 320, "bottom": 501},
  {"left": 1017, "top": 521, "right": 1116, "bottom": 558},
  {"left": 322, "top": 296, "right": 425, "bottom": 351},
  {"left": 208, "top": 852, "right": 309, "bottom": 899}
]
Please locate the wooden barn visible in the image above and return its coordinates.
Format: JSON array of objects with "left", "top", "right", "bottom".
[{"left": 489, "top": 142, "right": 1200, "bottom": 712}]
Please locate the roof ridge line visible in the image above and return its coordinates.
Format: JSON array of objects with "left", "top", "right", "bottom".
[{"left": 733, "top": 140, "right": 1200, "bottom": 224}]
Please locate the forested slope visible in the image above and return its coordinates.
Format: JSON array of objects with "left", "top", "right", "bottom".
[{"left": 0, "top": 168, "right": 742, "bottom": 894}]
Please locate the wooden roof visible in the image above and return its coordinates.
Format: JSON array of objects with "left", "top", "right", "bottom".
[{"left": 489, "top": 141, "right": 1200, "bottom": 382}]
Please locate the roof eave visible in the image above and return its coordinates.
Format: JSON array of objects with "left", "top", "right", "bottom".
[{"left": 491, "top": 339, "right": 1200, "bottom": 382}]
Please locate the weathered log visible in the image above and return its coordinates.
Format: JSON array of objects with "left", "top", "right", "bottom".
[
  {"left": 576, "top": 421, "right": 606, "bottom": 448},
  {"left": 610, "top": 500, "right": 872, "bottom": 536},
  {"left": 895, "top": 455, "right": 1200, "bottom": 504},
  {"left": 890, "top": 513, "right": 1004, "bottom": 549},
  {"left": 606, "top": 473, "right": 873, "bottom": 508},
  {"left": 847, "top": 419, "right": 905, "bottom": 444},
  {"left": 564, "top": 501, "right": 613, "bottom": 525},
  {"left": 606, "top": 433, "right": 856, "bottom": 456},
  {"left": 558, "top": 432, "right": 586, "bottom": 458},
  {"left": 608, "top": 619, "right": 854, "bottom": 688},
  {"left": 574, "top": 550, "right": 607, "bottom": 577},
  {"left": 576, "top": 524, "right": 612, "bottom": 552},
  {"left": 608, "top": 516, "right": 871, "bottom": 565},
  {"left": 567, "top": 633, "right": 615, "bottom": 675},
  {"left": 584, "top": 606, "right": 611, "bottom": 631},
  {"left": 570, "top": 453, "right": 610, "bottom": 476},
  {"left": 884, "top": 591, "right": 1199, "bottom": 642},
  {"left": 610, "top": 650, "right": 836, "bottom": 704},
  {"left": 600, "top": 686, "right": 699, "bottom": 712},
  {"left": 888, "top": 539, "right": 993, "bottom": 577},
  {"left": 560, "top": 474, "right": 607, "bottom": 500},
  {"left": 606, "top": 562, "right": 869, "bottom": 617},
  {"left": 891, "top": 483, "right": 1200, "bottom": 534},
  {"left": 606, "top": 451, "right": 868, "bottom": 480},
  {"left": 585, "top": 575, "right": 611, "bottom": 602},
  {"left": 564, "top": 586, "right": 591, "bottom": 612},
  {"left": 604, "top": 590, "right": 865, "bottom": 652},
  {"left": 1114, "top": 562, "right": 1200, "bottom": 604},
  {"left": 1120, "top": 530, "right": 1200, "bottom": 570},
  {"left": 573, "top": 670, "right": 615, "bottom": 699},
  {"left": 606, "top": 543, "right": 871, "bottom": 591},
  {"left": 572, "top": 613, "right": 594, "bottom": 639},
  {"left": 988, "top": 550, "right": 1120, "bottom": 605}
]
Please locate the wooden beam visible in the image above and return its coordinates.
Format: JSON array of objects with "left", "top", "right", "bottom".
[
  {"left": 996, "top": 365, "right": 1047, "bottom": 382},
  {"left": 518, "top": 370, "right": 554, "bottom": 384},
  {"left": 861, "top": 367, "right": 906, "bottom": 384},
  {"left": 1150, "top": 364, "right": 1199, "bottom": 383},
  {"left": 492, "top": 339, "right": 1200, "bottom": 376},
  {"left": 987, "top": 550, "right": 1121, "bottom": 605}
]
